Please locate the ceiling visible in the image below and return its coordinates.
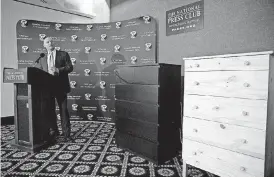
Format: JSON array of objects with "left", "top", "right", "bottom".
[{"left": 13, "top": 0, "right": 96, "bottom": 18}]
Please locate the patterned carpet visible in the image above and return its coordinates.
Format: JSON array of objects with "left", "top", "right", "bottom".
[{"left": 1, "top": 121, "right": 216, "bottom": 177}]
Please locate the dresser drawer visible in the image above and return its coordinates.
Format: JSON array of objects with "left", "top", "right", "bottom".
[
  {"left": 183, "top": 138, "right": 264, "bottom": 177},
  {"left": 183, "top": 117, "right": 265, "bottom": 159},
  {"left": 115, "top": 130, "right": 179, "bottom": 164},
  {"left": 115, "top": 64, "right": 159, "bottom": 85},
  {"left": 116, "top": 130, "right": 158, "bottom": 162},
  {"left": 116, "top": 116, "right": 158, "bottom": 143},
  {"left": 116, "top": 115, "right": 178, "bottom": 144},
  {"left": 115, "top": 84, "right": 159, "bottom": 104},
  {"left": 183, "top": 95, "right": 267, "bottom": 130},
  {"left": 184, "top": 54, "right": 269, "bottom": 72},
  {"left": 184, "top": 70, "right": 268, "bottom": 100},
  {"left": 115, "top": 99, "right": 159, "bottom": 124}
]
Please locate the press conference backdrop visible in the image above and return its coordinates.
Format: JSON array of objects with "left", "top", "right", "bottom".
[{"left": 16, "top": 16, "right": 157, "bottom": 122}]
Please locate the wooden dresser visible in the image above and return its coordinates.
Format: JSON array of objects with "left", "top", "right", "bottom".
[
  {"left": 114, "top": 64, "right": 182, "bottom": 164},
  {"left": 182, "top": 51, "right": 274, "bottom": 177}
]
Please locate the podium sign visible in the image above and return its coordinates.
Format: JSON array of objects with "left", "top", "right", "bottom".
[{"left": 3, "top": 68, "right": 27, "bottom": 83}]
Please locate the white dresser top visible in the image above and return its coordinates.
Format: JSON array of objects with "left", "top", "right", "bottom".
[{"left": 183, "top": 51, "right": 273, "bottom": 60}]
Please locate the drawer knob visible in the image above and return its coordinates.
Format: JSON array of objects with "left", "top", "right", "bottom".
[
  {"left": 194, "top": 63, "right": 200, "bottom": 67},
  {"left": 213, "top": 106, "right": 220, "bottom": 110},
  {"left": 243, "top": 83, "right": 250, "bottom": 87},
  {"left": 244, "top": 61, "right": 250, "bottom": 66},
  {"left": 193, "top": 129, "right": 198, "bottom": 133},
  {"left": 242, "top": 111, "right": 249, "bottom": 116},
  {"left": 193, "top": 105, "right": 199, "bottom": 109},
  {"left": 240, "top": 167, "right": 246, "bottom": 172},
  {"left": 194, "top": 81, "right": 200, "bottom": 85},
  {"left": 220, "top": 124, "right": 226, "bottom": 129}
]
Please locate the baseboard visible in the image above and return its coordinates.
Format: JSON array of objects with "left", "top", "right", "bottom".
[{"left": 1, "top": 116, "right": 14, "bottom": 125}]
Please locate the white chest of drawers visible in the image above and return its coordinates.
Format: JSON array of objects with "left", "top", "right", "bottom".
[{"left": 182, "top": 51, "right": 274, "bottom": 177}]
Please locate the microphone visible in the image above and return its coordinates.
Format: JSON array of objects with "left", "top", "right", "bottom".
[{"left": 34, "top": 53, "right": 45, "bottom": 63}]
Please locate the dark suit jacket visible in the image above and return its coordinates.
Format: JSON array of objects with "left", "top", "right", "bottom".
[{"left": 35, "top": 50, "right": 73, "bottom": 93}]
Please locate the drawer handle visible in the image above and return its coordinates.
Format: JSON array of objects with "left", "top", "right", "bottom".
[
  {"left": 244, "top": 61, "right": 250, "bottom": 66},
  {"left": 193, "top": 129, "right": 198, "bottom": 133},
  {"left": 220, "top": 124, "right": 226, "bottom": 129},
  {"left": 193, "top": 105, "right": 199, "bottom": 109},
  {"left": 213, "top": 106, "right": 220, "bottom": 110},
  {"left": 243, "top": 83, "right": 250, "bottom": 87},
  {"left": 194, "top": 63, "right": 200, "bottom": 67},
  {"left": 194, "top": 81, "right": 200, "bottom": 85},
  {"left": 242, "top": 111, "right": 249, "bottom": 116},
  {"left": 240, "top": 167, "right": 246, "bottom": 172}
]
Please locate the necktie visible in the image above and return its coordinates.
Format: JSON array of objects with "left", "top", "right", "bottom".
[{"left": 48, "top": 52, "right": 54, "bottom": 75}]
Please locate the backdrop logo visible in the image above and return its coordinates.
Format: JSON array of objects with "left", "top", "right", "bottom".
[
  {"left": 85, "top": 93, "right": 91, "bottom": 100},
  {"left": 130, "top": 31, "right": 137, "bottom": 38},
  {"left": 100, "top": 81, "right": 106, "bottom": 89},
  {"left": 101, "top": 105, "right": 107, "bottom": 112},
  {"left": 86, "top": 24, "right": 93, "bottom": 31},
  {"left": 71, "top": 58, "right": 76, "bottom": 65},
  {"left": 57, "top": 114, "right": 61, "bottom": 120},
  {"left": 100, "top": 57, "right": 106, "bottom": 65},
  {"left": 85, "top": 47, "right": 91, "bottom": 53},
  {"left": 131, "top": 56, "right": 137, "bottom": 64},
  {"left": 116, "top": 22, "right": 122, "bottom": 28},
  {"left": 72, "top": 104, "right": 78, "bottom": 111},
  {"left": 55, "top": 23, "right": 62, "bottom": 30},
  {"left": 39, "top": 34, "right": 46, "bottom": 41},
  {"left": 84, "top": 69, "right": 91, "bottom": 76},
  {"left": 101, "top": 34, "right": 107, "bottom": 41},
  {"left": 143, "top": 16, "right": 151, "bottom": 23},
  {"left": 70, "top": 81, "right": 77, "bottom": 88},
  {"left": 22, "top": 46, "right": 29, "bottom": 53},
  {"left": 55, "top": 47, "right": 61, "bottom": 51},
  {"left": 145, "top": 43, "right": 152, "bottom": 51},
  {"left": 87, "top": 113, "right": 94, "bottom": 120},
  {"left": 114, "top": 45, "right": 121, "bottom": 52},
  {"left": 71, "top": 35, "right": 78, "bottom": 42},
  {"left": 20, "top": 20, "right": 28, "bottom": 27}
]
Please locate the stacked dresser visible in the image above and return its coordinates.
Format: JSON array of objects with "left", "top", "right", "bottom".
[
  {"left": 115, "top": 63, "right": 181, "bottom": 164},
  {"left": 182, "top": 51, "right": 274, "bottom": 177}
]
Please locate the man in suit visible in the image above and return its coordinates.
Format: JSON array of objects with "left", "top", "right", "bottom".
[{"left": 35, "top": 37, "right": 73, "bottom": 141}]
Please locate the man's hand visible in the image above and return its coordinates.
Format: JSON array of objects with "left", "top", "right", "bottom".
[{"left": 50, "top": 67, "right": 59, "bottom": 76}]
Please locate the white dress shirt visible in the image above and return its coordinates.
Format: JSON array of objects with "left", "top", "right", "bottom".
[{"left": 47, "top": 49, "right": 56, "bottom": 74}]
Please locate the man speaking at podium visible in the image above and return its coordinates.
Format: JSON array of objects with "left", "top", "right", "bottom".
[{"left": 34, "top": 37, "right": 73, "bottom": 142}]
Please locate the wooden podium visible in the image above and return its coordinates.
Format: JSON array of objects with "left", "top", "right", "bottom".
[{"left": 3, "top": 67, "right": 56, "bottom": 152}]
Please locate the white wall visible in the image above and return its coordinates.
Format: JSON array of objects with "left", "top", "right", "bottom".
[
  {"left": 1, "top": 0, "right": 110, "bottom": 117},
  {"left": 93, "top": 0, "right": 110, "bottom": 23},
  {"left": 111, "top": 0, "right": 274, "bottom": 75},
  {"left": 0, "top": 0, "right": 2, "bottom": 118}
]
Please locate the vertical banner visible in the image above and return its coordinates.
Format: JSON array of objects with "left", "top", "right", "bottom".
[
  {"left": 166, "top": 0, "right": 204, "bottom": 36},
  {"left": 16, "top": 16, "right": 157, "bottom": 123}
]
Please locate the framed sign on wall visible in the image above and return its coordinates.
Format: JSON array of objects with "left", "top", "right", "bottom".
[{"left": 166, "top": 0, "right": 204, "bottom": 36}]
